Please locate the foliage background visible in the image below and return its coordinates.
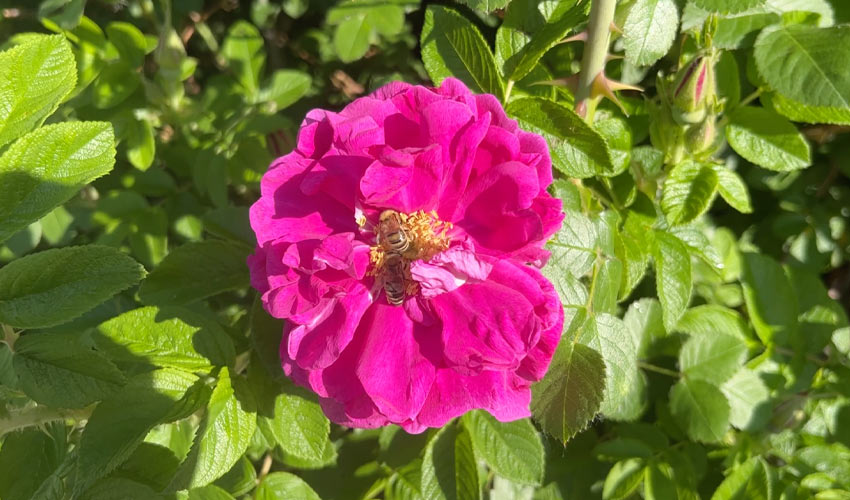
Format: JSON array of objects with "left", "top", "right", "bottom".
[{"left": 0, "top": 0, "right": 849, "bottom": 499}]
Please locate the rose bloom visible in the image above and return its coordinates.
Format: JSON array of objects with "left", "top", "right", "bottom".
[{"left": 248, "top": 78, "right": 564, "bottom": 433}]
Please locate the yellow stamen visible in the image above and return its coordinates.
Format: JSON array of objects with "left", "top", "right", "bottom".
[
  {"left": 399, "top": 210, "right": 452, "bottom": 261},
  {"left": 368, "top": 210, "right": 452, "bottom": 299}
]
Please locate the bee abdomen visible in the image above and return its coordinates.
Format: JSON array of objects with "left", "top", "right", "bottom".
[
  {"left": 385, "top": 282, "right": 405, "bottom": 305},
  {"left": 384, "top": 230, "right": 410, "bottom": 253}
]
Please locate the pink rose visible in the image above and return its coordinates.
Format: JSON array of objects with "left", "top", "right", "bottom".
[{"left": 248, "top": 78, "right": 564, "bottom": 432}]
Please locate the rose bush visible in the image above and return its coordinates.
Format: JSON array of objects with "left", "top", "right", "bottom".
[{"left": 248, "top": 78, "right": 564, "bottom": 432}]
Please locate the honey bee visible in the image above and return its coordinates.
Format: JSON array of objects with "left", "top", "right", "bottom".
[
  {"left": 382, "top": 252, "right": 407, "bottom": 306},
  {"left": 377, "top": 210, "right": 411, "bottom": 255},
  {"left": 376, "top": 210, "right": 412, "bottom": 306}
]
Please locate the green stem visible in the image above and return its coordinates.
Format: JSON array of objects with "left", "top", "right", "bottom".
[
  {"left": 1, "top": 323, "right": 17, "bottom": 351},
  {"left": 737, "top": 88, "right": 763, "bottom": 109},
  {"left": 638, "top": 362, "right": 681, "bottom": 378},
  {"left": 575, "top": 0, "right": 616, "bottom": 120},
  {"left": 0, "top": 405, "right": 93, "bottom": 438},
  {"left": 718, "top": 89, "right": 763, "bottom": 129}
]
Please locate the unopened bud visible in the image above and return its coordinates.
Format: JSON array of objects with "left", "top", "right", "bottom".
[
  {"left": 671, "top": 55, "right": 716, "bottom": 125},
  {"left": 685, "top": 117, "right": 718, "bottom": 158}
]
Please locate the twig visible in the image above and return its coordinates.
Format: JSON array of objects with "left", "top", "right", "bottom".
[
  {"left": 575, "top": 0, "right": 616, "bottom": 122},
  {"left": 0, "top": 406, "right": 93, "bottom": 438},
  {"left": 638, "top": 362, "right": 681, "bottom": 378}
]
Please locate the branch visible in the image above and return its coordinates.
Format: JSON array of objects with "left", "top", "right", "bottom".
[
  {"left": 575, "top": 0, "right": 617, "bottom": 121},
  {"left": 0, "top": 405, "right": 93, "bottom": 438}
]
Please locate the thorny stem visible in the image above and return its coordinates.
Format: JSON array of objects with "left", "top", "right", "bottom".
[
  {"left": 638, "top": 362, "right": 681, "bottom": 378},
  {"left": 575, "top": 0, "right": 617, "bottom": 122},
  {"left": 0, "top": 405, "right": 93, "bottom": 438}
]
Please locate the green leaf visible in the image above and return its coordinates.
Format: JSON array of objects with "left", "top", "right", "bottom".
[
  {"left": 0, "top": 121, "right": 116, "bottom": 244},
  {"left": 13, "top": 331, "right": 126, "bottom": 408},
  {"left": 726, "top": 107, "right": 811, "bottom": 171},
  {"left": 579, "top": 313, "right": 645, "bottom": 420},
  {"left": 0, "top": 35, "right": 76, "bottom": 148},
  {"left": 333, "top": 14, "right": 372, "bottom": 63},
  {"left": 188, "top": 485, "right": 236, "bottom": 500},
  {"left": 531, "top": 337, "right": 605, "bottom": 442},
  {"left": 603, "top": 459, "right": 645, "bottom": 500},
  {"left": 93, "top": 306, "right": 236, "bottom": 372},
  {"left": 256, "top": 472, "right": 321, "bottom": 500},
  {"left": 368, "top": 5, "right": 406, "bottom": 37},
  {"left": 462, "top": 411, "right": 544, "bottom": 485},
  {"left": 662, "top": 161, "right": 718, "bottom": 225},
  {"left": 796, "top": 445, "right": 850, "bottom": 489},
  {"left": 203, "top": 207, "right": 254, "bottom": 246},
  {"left": 125, "top": 118, "right": 155, "bottom": 171},
  {"left": 590, "top": 257, "right": 624, "bottom": 315},
  {"left": 115, "top": 442, "right": 181, "bottom": 492},
  {"left": 669, "top": 378, "right": 730, "bottom": 443},
  {"left": 721, "top": 368, "right": 771, "bottom": 431},
  {"left": 679, "top": 333, "right": 747, "bottom": 385},
  {"left": 139, "top": 240, "right": 252, "bottom": 306},
  {"left": 221, "top": 21, "right": 266, "bottom": 97},
  {"left": 168, "top": 367, "right": 257, "bottom": 490},
  {"left": 740, "top": 252, "right": 798, "bottom": 345},
  {"left": 507, "top": 98, "right": 615, "bottom": 178},
  {"left": 624, "top": 298, "right": 666, "bottom": 358},
  {"left": 82, "top": 477, "right": 163, "bottom": 500},
  {"left": 692, "top": 0, "right": 764, "bottom": 14},
  {"left": 75, "top": 368, "right": 206, "bottom": 493},
  {"left": 257, "top": 382, "right": 334, "bottom": 467},
  {"left": 766, "top": 91, "right": 850, "bottom": 125},
  {"left": 421, "top": 424, "right": 480, "bottom": 500},
  {"left": 624, "top": 0, "right": 679, "bottom": 67},
  {"left": 676, "top": 305, "right": 751, "bottom": 341},
  {"left": 213, "top": 456, "right": 256, "bottom": 497},
  {"left": 754, "top": 25, "right": 850, "bottom": 109},
  {"left": 594, "top": 438, "right": 654, "bottom": 460},
  {"left": 545, "top": 209, "right": 598, "bottom": 278},
  {"left": 421, "top": 5, "right": 504, "bottom": 101},
  {"left": 260, "top": 70, "right": 311, "bottom": 112},
  {"left": 387, "top": 461, "right": 425, "bottom": 500},
  {"left": 0, "top": 246, "right": 145, "bottom": 329},
  {"left": 595, "top": 115, "right": 632, "bottom": 175},
  {"left": 456, "top": 0, "right": 510, "bottom": 12},
  {"left": 712, "top": 165, "right": 752, "bottom": 214},
  {"left": 644, "top": 460, "right": 677, "bottom": 500},
  {"left": 716, "top": 51, "right": 741, "bottom": 109},
  {"left": 0, "top": 342, "right": 17, "bottom": 389},
  {"left": 92, "top": 62, "right": 140, "bottom": 109},
  {"left": 105, "top": 22, "right": 148, "bottom": 67},
  {"left": 39, "top": 205, "right": 73, "bottom": 245},
  {"left": 542, "top": 265, "right": 588, "bottom": 307},
  {"left": 617, "top": 214, "right": 652, "bottom": 300},
  {"left": 710, "top": 457, "right": 771, "bottom": 500},
  {"left": 503, "top": 3, "right": 587, "bottom": 81},
  {"left": 0, "top": 424, "right": 65, "bottom": 500},
  {"left": 670, "top": 225, "right": 723, "bottom": 272},
  {"left": 653, "top": 230, "right": 693, "bottom": 332}
]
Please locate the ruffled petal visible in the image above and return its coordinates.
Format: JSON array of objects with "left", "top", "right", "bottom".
[
  {"left": 410, "top": 369, "right": 531, "bottom": 429},
  {"left": 431, "top": 260, "right": 544, "bottom": 374},
  {"left": 409, "top": 242, "right": 493, "bottom": 299},
  {"left": 287, "top": 279, "right": 373, "bottom": 371}
]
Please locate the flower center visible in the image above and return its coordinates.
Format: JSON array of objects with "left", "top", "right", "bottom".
[{"left": 368, "top": 210, "right": 452, "bottom": 297}]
